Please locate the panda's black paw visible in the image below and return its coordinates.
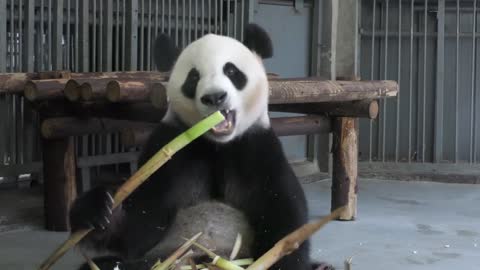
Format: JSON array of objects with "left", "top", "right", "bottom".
[
  {"left": 69, "top": 186, "right": 114, "bottom": 232},
  {"left": 312, "top": 262, "right": 335, "bottom": 270}
]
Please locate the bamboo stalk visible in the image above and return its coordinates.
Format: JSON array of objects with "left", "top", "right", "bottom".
[
  {"left": 245, "top": 207, "right": 345, "bottom": 270},
  {"left": 39, "top": 111, "right": 226, "bottom": 270}
]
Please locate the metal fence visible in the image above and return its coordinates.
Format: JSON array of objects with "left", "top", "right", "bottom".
[
  {"left": 0, "top": 0, "right": 249, "bottom": 188},
  {"left": 358, "top": 0, "right": 480, "bottom": 164}
]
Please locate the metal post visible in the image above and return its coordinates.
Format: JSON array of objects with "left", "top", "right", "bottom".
[
  {"left": 52, "top": 0, "right": 63, "bottom": 70},
  {"left": 0, "top": 0, "right": 5, "bottom": 72},
  {"left": 103, "top": 0, "right": 114, "bottom": 71},
  {"left": 434, "top": 0, "right": 445, "bottom": 163},
  {"left": 126, "top": 0, "right": 138, "bottom": 70}
]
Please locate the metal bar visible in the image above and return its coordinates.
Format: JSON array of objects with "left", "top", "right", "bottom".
[
  {"left": 241, "top": 0, "right": 244, "bottom": 40},
  {"left": 10, "top": 0, "right": 14, "bottom": 71},
  {"left": 455, "top": 0, "right": 459, "bottom": 162},
  {"left": 66, "top": 0, "right": 71, "bottom": 69},
  {"left": 125, "top": 0, "right": 138, "bottom": 70},
  {"left": 147, "top": 0, "right": 152, "bottom": 69},
  {"left": 115, "top": 0, "right": 120, "bottom": 71},
  {"left": 188, "top": 0, "right": 192, "bottom": 44},
  {"left": 162, "top": 0, "right": 165, "bottom": 32},
  {"left": 122, "top": 0, "right": 126, "bottom": 70},
  {"left": 139, "top": 0, "right": 144, "bottom": 70},
  {"left": 47, "top": 0, "right": 52, "bottom": 70},
  {"left": 0, "top": 0, "right": 6, "bottom": 72},
  {"left": 75, "top": 0, "right": 79, "bottom": 71},
  {"left": 52, "top": 0, "right": 63, "bottom": 70},
  {"left": 181, "top": 0, "right": 185, "bottom": 47},
  {"left": 472, "top": 0, "right": 478, "bottom": 163},
  {"left": 18, "top": 0, "right": 23, "bottom": 72},
  {"left": 195, "top": 0, "right": 198, "bottom": 39},
  {"left": 434, "top": 0, "right": 445, "bottom": 163},
  {"left": 168, "top": 0, "right": 171, "bottom": 36},
  {"left": 93, "top": 0, "right": 97, "bottom": 71},
  {"left": 227, "top": 0, "right": 230, "bottom": 36},
  {"left": 395, "top": 0, "right": 402, "bottom": 162},
  {"left": 220, "top": 0, "right": 223, "bottom": 34},
  {"left": 11, "top": 95, "right": 17, "bottom": 164},
  {"left": 19, "top": 96, "right": 24, "bottom": 164},
  {"left": 104, "top": 0, "right": 113, "bottom": 71},
  {"left": 408, "top": 0, "right": 414, "bottom": 162},
  {"left": 234, "top": 0, "right": 237, "bottom": 38},
  {"left": 369, "top": 0, "right": 376, "bottom": 162},
  {"left": 422, "top": 0, "right": 427, "bottom": 162},
  {"left": 99, "top": 0, "right": 104, "bottom": 71},
  {"left": 79, "top": 0, "right": 89, "bottom": 72},
  {"left": 23, "top": 0, "right": 34, "bottom": 72},
  {"left": 201, "top": 0, "right": 204, "bottom": 35},
  {"left": 380, "top": 0, "right": 389, "bottom": 162},
  {"left": 208, "top": 0, "right": 211, "bottom": 34},
  {"left": 360, "top": 29, "right": 480, "bottom": 38},
  {"left": 188, "top": 0, "right": 192, "bottom": 43},
  {"left": 175, "top": 0, "right": 178, "bottom": 45}
]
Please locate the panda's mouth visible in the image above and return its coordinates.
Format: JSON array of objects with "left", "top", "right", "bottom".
[{"left": 211, "top": 109, "right": 236, "bottom": 136}]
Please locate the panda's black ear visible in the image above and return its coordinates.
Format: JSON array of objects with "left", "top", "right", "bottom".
[
  {"left": 153, "top": 33, "right": 180, "bottom": 72},
  {"left": 243, "top": 24, "right": 273, "bottom": 59}
]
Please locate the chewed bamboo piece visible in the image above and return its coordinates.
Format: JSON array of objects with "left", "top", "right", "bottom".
[
  {"left": 245, "top": 206, "right": 346, "bottom": 270},
  {"left": 38, "top": 111, "right": 226, "bottom": 270}
]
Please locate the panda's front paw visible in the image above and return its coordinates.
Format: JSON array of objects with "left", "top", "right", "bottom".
[{"left": 69, "top": 186, "right": 114, "bottom": 232}]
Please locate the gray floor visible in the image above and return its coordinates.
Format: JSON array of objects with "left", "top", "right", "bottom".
[{"left": 1, "top": 178, "right": 479, "bottom": 270}]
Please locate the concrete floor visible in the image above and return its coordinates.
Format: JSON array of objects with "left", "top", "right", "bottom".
[{"left": 1, "top": 178, "right": 479, "bottom": 270}]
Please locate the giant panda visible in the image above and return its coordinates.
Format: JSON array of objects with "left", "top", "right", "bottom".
[{"left": 69, "top": 24, "right": 333, "bottom": 270}]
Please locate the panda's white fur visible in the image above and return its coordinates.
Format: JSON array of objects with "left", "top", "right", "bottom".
[{"left": 163, "top": 34, "right": 270, "bottom": 143}]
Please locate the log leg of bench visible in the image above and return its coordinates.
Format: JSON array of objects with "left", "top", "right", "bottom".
[
  {"left": 42, "top": 136, "right": 77, "bottom": 231},
  {"left": 331, "top": 117, "right": 358, "bottom": 220}
]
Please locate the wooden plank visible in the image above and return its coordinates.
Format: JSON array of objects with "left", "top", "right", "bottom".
[
  {"left": 270, "top": 100, "right": 379, "bottom": 119},
  {"left": 41, "top": 117, "right": 155, "bottom": 139},
  {"left": 331, "top": 117, "right": 358, "bottom": 220},
  {"left": 77, "top": 152, "right": 139, "bottom": 168},
  {"left": 0, "top": 162, "right": 43, "bottom": 177},
  {"left": 268, "top": 79, "right": 398, "bottom": 104},
  {"left": 42, "top": 137, "right": 77, "bottom": 231},
  {"left": 120, "top": 115, "right": 331, "bottom": 147}
]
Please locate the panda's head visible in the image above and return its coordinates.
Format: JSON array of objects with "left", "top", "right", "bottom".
[{"left": 154, "top": 24, "right": 273, "bottom": 143}]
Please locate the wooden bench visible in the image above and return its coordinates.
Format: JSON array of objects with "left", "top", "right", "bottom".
[{"left": 0, "top": 71, "right": 398, "bottom": 231}]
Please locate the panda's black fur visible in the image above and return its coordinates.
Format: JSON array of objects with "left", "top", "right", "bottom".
[{"left": 70, "top": 24, "right": 329, "bottom": 270}]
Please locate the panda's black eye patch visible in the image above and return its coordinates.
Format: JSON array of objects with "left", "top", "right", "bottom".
[
  {"left": 223, "top": 62, "right": 247, "bottom": 90},
  {"left": 181, "top": 68, "right": 200, "bottom": 99}
]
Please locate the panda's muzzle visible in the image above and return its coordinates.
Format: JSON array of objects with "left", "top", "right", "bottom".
[{"left": 211, "top": 109, "right": 236, "bottom": 136}]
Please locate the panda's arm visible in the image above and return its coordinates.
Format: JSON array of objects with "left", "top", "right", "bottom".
[
  {"left": 69, "top": 122, "right": 202, "bottom": 256},
  {"left": 240, "top": 129, "right": 311, "bottom": 270}
]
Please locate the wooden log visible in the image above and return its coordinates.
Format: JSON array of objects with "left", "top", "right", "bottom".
[
  {"left": 0, "top": 71, "right": 69, "bottom": 94},
  {"left": 106, "top": 79, "right": 166, "bottom": 103},
  {"left": 69, "top": 71, "right": 169, "bottom": 80},
  {"left": 331, "top": 117, "right": 358, "bottom": 221},
  {"left": 268, "top": 79, "right": 398, "bottom": 104},
  {"left": 269, "top": 100, "right": 379, "bottom": 119},
  {"left": 150, "top": 79, "right": 397, "bottom": 108},
  {"left": 63, "top": 79, "right": 81, "bottom": 101},
  {"left": 24, "top": 79, "right": 70, "bottom": 101},
  {"left": 42, "top": 136, "right": 77, "bottom": 231},
  {"left": 120, "top": 115, "right": 331, "bottom": 147},
  {"left": 79, "top": 79, "right": 110, "bottom": 101},
  {"left": 41, "top": 117, "right": 156, "bottom": 139},
  {"left": 271, "top": 115, "right": 331, "bottom": 136}
]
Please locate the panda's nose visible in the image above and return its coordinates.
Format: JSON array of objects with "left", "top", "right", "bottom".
[{"left": 200, "top": 92, "right": 228, "bottom": 106}]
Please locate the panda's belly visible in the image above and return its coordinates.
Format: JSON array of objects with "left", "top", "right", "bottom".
[{"left": 146, "top": 201, "right": 254, "bottom": 259}]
